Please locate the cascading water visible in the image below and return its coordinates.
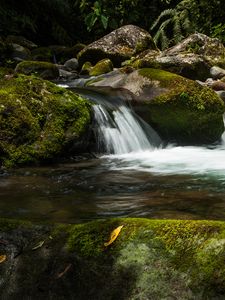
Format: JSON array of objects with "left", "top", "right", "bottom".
[
  {"left": 69, "top": 86, "right": 162, "bottom": 154},
  {"left": 93, "top": 104, "right": 156, "bottom": 154}
]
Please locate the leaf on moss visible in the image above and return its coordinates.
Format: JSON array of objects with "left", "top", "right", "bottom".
[
  {"left": 57, "top": 263, "right": 72, "bottom": 279},
  {"left": 0, "top": 254, "right": 7, "bottom": 263},
  {"left": 32, "top": 240, "right": 45, "bottom": 250},
  {"left": 104, "top": 225, "right": 124, "bottom": 247}
]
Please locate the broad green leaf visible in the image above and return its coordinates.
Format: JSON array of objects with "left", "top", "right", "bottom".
[{"left": 101, "top": 15, "right": 108, "bottom": 29}]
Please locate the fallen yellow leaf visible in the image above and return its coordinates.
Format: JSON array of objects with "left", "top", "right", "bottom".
[
  {"left": 104, "top": 225, "right": 124, "bottom": 247},
  {"left": 32, "top": 240, "right": 45, "bottom": 250},
  {"left": 0, "top": 255, "right": 6, "bottom": 263}
]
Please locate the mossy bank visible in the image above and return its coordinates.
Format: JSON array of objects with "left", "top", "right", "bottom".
[
  {"left": 0, "top": 74, "right": 92, "bottom": 168},
  {"left": 1, "top": 217, "right": 225, "bottom": 299}
]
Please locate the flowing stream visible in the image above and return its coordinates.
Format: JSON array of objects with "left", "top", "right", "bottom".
[{"left": 1, "top": 87, "right": 225, "bottom": 223}]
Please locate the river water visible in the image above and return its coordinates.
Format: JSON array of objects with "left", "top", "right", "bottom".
[{"left": 1, "top": 89, "right": 225, "bottom": 223}]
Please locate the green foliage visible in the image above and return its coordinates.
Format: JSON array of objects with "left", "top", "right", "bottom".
[
  {"left": 211, "top": 23, "right": 225, "bottom": 44},
  {"left": 0, "top": 0, "right": 73, "bottom": 45},
  {"left": 84, "top": 1, "right": 109, "bottom": 32},
  {"left": 151, "top": 0, "right": 225, "bottom": 49},
  {"left": 151, "top": 1, "right": 193, "bottom": 49}
]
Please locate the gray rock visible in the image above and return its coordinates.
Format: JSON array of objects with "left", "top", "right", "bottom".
[
  {"left": 134, "top": 33, "right": 225, "bottom": 81},
  {"left": 216, "top": 90, "right": 225, "bottom": 102},
  {"left": 64, "top": 58, "right": 79, "bottom": 71},
  {"left": 78, "top": 25, "right": 158, "bottom": 67},
  {"left": 11, "top": 43, "right": 31, "bottom": 60},
  {"left": 6, "top": 35, "right": 37, "bottom": 49},
  {"left": 59, "top": 68, "right": 79, "bottom": 80},
  {"left": 15, "top": 60, "right": 59, "bottom": 80},
  {"left": 210, "top": 66, "right": 225, "bottom": 79}
]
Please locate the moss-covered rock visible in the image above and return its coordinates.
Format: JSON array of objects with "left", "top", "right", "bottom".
[
  {"left": 1, "top": 217, "right": 225, "bottom": 299},
  {"left": 15, "top": 60, "right": 59, "bottom": 79},
  {"left": 88, "top": 68, "right": 224, "bottom": 144},
  {"left": 78, "top": 25, "right": 158, "bottom": 67},
  {"left": 80, "top": 61, "right": 93, "bottom": 75},
  {"left": 0, "top": 67, "right": 13, "bottom": 79},
  {"left": 0, "top": 75, "right": 92, "bottom": 168},
  {"left": 89, "top": 58, "right": 113, "bottom": 76},
  {"left": 139, "top": 68, "right": 225, "bottom": 144},
  {"left": 31, "top": 47, "right": 54, "bottom": 62}
]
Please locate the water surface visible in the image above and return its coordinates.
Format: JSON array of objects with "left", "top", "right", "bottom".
[{"left": 1, "top": 145, "right": 225, "bottom": 223}]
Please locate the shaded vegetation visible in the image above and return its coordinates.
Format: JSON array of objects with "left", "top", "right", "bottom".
[{"left": 0, "top": 0, "right": 224, "bottom": 48}]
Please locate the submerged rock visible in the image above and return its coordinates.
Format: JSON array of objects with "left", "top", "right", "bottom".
[
  {"left": 0, "top": 75, "right": 92, "bottom": 168},
  {"left": 88, "top": 68, "right": 224, "bottom": 144},
  {"left": 77, "top": 25, "right": 158, "bottom": 67},
  {"left": 1, "top": 217, "right": 225, "bottom": 299}
]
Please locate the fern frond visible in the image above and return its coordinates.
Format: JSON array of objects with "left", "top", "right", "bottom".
[
  {"left": 151, "top": 9, "right": 175, "bottom": 30},
  {"left": 160, "top": 30, "right": 170, "bottom": 50},
  {"left": 173, "top": 15, "right": 182, "bottom": 43}
]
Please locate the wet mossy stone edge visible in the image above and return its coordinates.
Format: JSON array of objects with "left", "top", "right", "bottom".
[
  {"left": 0, "top": 74, "right": 92, "bottom": 168},
  {"left": 138, "top": 68, "right": 225, "bottom": 144},
  {"left": 1, "top": 217, "right": 225, "bottom": 299}
]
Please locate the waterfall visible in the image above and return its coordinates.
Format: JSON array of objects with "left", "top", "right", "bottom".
[
  {"left": 93, "top": 104, "right": 160, "bottom": 154},
  {"left": 68, "top": 86, "right": 161, "bottom": 154}
]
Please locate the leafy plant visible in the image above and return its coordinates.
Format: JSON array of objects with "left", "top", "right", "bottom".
[
  {"left": 211, "top": 23, "right": 225, "bottom": 44},
  {"left": 151, "top": 0, "right": 225, "bottom": 49},
  {"left": 84, "top": 1, "right": 108, "bottom": 32},
  {"left": 151, "top": 0, "right": 193, "bottom": 49}
]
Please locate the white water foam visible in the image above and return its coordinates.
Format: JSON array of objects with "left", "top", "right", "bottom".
[
  {"left": 93, "top": 104, "right": 154, "bottom": 154},
  {"left": 94, "top": 100, "right": 225, "bottom": 179}
]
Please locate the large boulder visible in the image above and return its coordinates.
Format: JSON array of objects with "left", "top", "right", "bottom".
[
  {"left": 1, "top": 217, "right": 225, "bottom": 299},
  {"left": 15, "top": 61, "right": 59, "bottom": 80},
  {"left": 133, "top": 33, "right": 225, "bottom": 80},
  {"left": 87, "top": 68, "right": 225, "bottom": 144},
  {"left": 0, "top": 75, "right": 92, "bottom": 168},
  {"left": 77, "top": 25, "right": 158, "bottom": 67}
]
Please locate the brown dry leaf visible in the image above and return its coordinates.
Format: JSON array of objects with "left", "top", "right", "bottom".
[
  {"left": 104, "top": 225, "right": 124, "bottom": 247},
  {"left": 0, "top": 255, "right": 6, "bottom": 263},
  {"left": 32, "top": 240, "right": 45, "bottom": 250},
  {"left": 57, "top": 263, "right": 72, "bottom": 279}
]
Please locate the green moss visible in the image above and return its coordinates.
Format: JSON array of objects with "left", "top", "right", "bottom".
[
  {"left": 0, "top": 67, "right": 13, "bottom": 79},
  {"left": 80, "top": 61, "right": 92, "bottom": 75},
  {"left": 139, "top": 68, "right": 225, "bottom": 143},
  {"left": 62, "top": 218, "right": 225, "bottom": 298},
  {"left": 15, "top": 60, "right": 59, "bottom": 79},
  {"left": 31, "top": 47, "right": 54, "bottom": 62},
  {"left": 139, "top": 68, "right": 183, "bottom": 87},
  {"left": 0, "top": 75, "right": 92, "bottom": 167},
  {"left": 1, "top": 217, "right": 225, "bottom": 298},
  {"left": 0, "top": 217, "right": 32, "bottom": 232},
  {"left": 89, "top": 58, "right": 113, "bottom": 76}
]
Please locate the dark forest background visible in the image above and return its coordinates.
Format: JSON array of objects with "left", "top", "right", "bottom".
[{"left": 0, "top": 0, "right": 225, "bottom": 49}]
